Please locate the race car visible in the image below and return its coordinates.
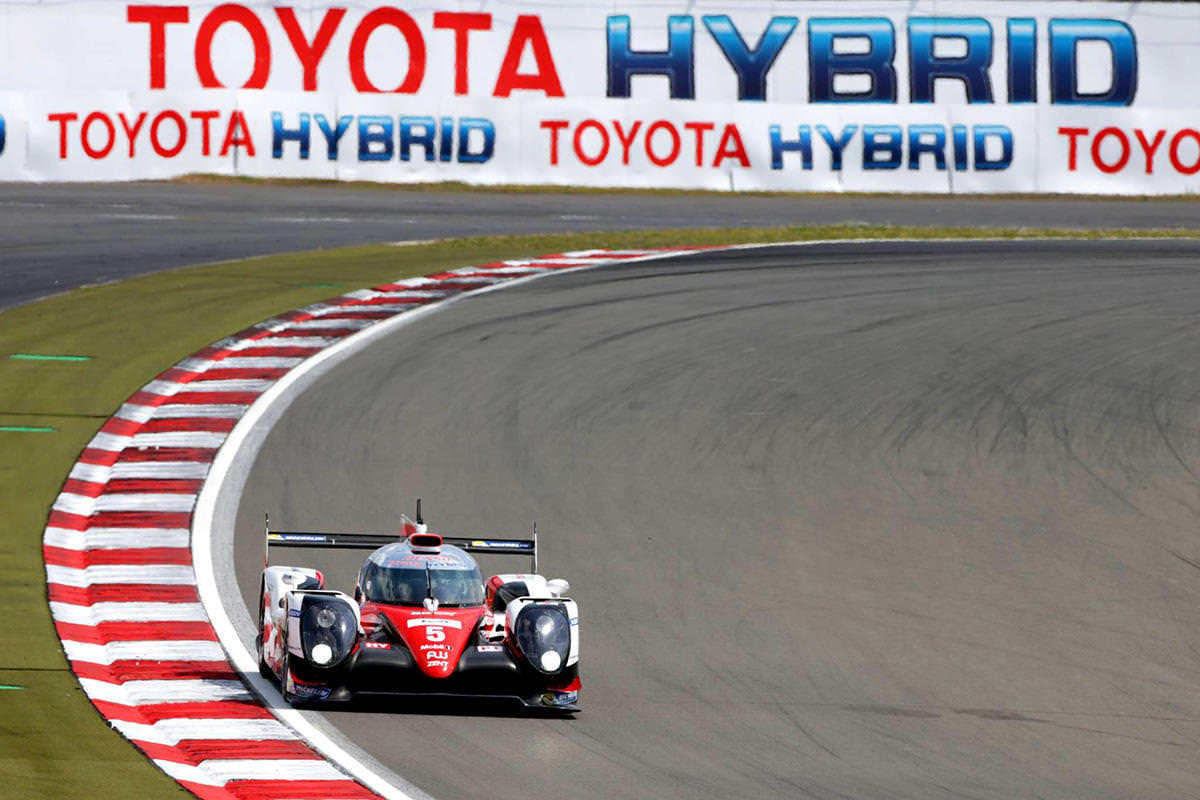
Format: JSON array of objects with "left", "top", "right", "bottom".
[{"left": 256, "top": 501, "right": 580, "bottom": 711}]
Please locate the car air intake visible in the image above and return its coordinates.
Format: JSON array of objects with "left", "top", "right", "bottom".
[{"left": 409, "top": 532, "right": 443, "bottom": 552}]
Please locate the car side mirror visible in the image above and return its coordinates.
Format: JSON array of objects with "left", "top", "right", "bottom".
[{"left": 547, "top": 578, "right": 570, "bottom": 596}]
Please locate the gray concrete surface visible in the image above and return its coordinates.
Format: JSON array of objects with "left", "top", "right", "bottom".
[
  {"left": 2, "top": 180, "right": 1198, "bottom": 311},
  {"left": 232, "top": 240, "right": 1200, "bottom": 799}
]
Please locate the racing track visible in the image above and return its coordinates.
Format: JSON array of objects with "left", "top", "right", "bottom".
[
  {"left": 5, "top": 180, "right": 1200, "bottom": 311},
  {"left": 223, "top": 240, "right": 1200, "bottom": 799}
]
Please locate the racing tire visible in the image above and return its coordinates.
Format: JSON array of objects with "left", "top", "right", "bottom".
[
  {"left": 258, "top": 649, "right": 273, "bottom": 680},
  {"left": 256, "top": 582, "right": 274, "bottom": 679},
  {"left": 257, "top": 633, "right": 274, "bottom": 680},
  {"left": 280, "top": 649, "right": 299, "bottom": 706}
]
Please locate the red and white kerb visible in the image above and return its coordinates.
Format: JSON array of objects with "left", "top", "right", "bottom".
[{"left": 42, "top": 248, "right": 706, "bottom": 800}]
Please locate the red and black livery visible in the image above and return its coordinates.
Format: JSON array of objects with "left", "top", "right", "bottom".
[{"left": 257, "top": 503, "right": 580, "bottom": 711}]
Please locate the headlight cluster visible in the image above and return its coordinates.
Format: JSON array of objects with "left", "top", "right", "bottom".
[
  {"left": 300, "top": 597, "right": 356, "bottom": 668},
  {"left": 514, "top": 603, "right": 571, "bottom": 675}
]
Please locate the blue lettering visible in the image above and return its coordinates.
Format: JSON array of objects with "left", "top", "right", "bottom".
[
  {"left": 607, "top": 15, "right": 695, "bottom": 99},
  {"left": 908, "top": 18, "right": 994, "bottom": 103},
  {"left": 816, "top": 124, "right": 858, "bottom": 170},
  {"left": 952, "top": 124, "right": 969, "bottom": 170},
  {"left": 358, "top": 116, "right": 394, "bottom": 162},
  {"left": 862, "top": 125, "right": 903, "bottom": 169},
  {"left": 769, "top": 124, "right": 812, "bottom": 170},
  {"left": 439, "top": 117, "right": 454, "bottom": 163},
  {"left": 271, "top": 112, "right": 310, "bottom": 159},
  {"left": 1007, "top": 19, "right": 1037, "bottom": 103},
  {"left": 458, "top": 118, "right": 495, "bottom": 164},
  {"left": 908, "top": 125, "right": 947, "bottom": 170},
  {"left": 0, "top": 114, "right": 5, "bottom": 156},
  {"left": 1049, "top": 19, "right": 1137, "bottom": 105},
  {"left": 399, "top": 116, "right": 436, "bottom": 162},
  {"left": 808, "top": 18, "right": 896, "bottom": 103},
  {"left": 702, "top": 15, "right": 798, "bottom": 102},
  {"left": 974, "top": 125, "right": 1013, "bottom": 169},
  {"left": 316, "top": 114, "right": 352, "bottom": 161}
]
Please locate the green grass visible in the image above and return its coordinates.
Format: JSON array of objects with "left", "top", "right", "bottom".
[{"left": 2, "top": 223, "right": 1199, "bottom": 796}]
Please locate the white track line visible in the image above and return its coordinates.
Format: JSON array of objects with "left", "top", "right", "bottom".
[{"left": 191, "top": 249, "right": 712, "bottom": 800}]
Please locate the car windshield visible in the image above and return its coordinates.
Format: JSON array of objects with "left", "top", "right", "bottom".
[{"left": 361, "top": 560, "right": 484, "bottom": 607}]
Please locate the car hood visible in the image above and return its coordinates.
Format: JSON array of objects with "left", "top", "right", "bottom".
[{"left": 365, "top": 603, "right": 484, "bottom": 678}]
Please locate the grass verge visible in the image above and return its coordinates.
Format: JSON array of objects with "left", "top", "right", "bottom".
[{"left": 1, "top": 223, "right": 1198, "bottom": 797}]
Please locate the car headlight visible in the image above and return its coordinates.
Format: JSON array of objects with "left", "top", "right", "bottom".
[
  {"left": 310, "top": 643, "right": 335, "bottom": 665},
  {"left": 514, "top": 603, "right": 571, "bottom": 675},
  {"left": 300, "top": 597, "right": 356, "bottom": 668}
]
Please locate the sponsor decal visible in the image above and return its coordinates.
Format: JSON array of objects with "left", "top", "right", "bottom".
[
  {"left": 290, "top": 682, "right": 333, "bottom": 700},
  {"left": 477, "top": 645, "right": 503, "bottom": 653},
  {"left": 387, "top": 555, "right": 473, "bottom": 569},
  {"left": 363, "top": 641, "right": 390, "bottom": 649},
  {"left": 471, "top": 540, "right": 530, "bottom": 549},
  {"left": 541, "top": 691, "right": 578, "bottom": 707},
  {"left": 271, "top": 533, "right": 327, "bottom": 542},
  {"left": 388, "top": 555, "right": 459, "bottom": 567},
  {"left": 407, "top": 617, "right": 463, "bottom": 629}
]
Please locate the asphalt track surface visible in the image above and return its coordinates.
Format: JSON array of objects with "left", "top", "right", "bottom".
[
  {"left": 230, "top": 240, "right": 1200, "bottom": 800},
  {"left": 4, "top": 180, "right": 1200, "bottom": 311}
]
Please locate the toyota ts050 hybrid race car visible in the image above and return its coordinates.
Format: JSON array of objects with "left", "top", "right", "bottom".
[{"left": 257, "top": 502, "right": 580, "bottom": 711}]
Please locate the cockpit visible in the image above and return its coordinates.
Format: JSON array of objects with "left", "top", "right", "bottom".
[{"left": 358, "top": 543, "right": 485, "bottom": 607}]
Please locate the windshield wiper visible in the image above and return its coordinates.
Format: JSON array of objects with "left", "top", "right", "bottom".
[{"left": 423, "top": 563, "right": 438, "bottom": 611}]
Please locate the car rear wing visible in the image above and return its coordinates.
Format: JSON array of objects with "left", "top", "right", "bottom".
[{"left": 265, "top": 510, "right": 538, "bottom": 572}]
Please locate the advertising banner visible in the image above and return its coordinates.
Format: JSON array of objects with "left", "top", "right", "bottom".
[{"left": 1, "top": 0, "right": 1198, "bottom": 193}]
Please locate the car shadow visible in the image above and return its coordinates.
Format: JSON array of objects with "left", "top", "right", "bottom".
[
  {"left": 314, "top": 694, "right": 577, "bottom": 719},
  {"left": 244, "top": 670, "right": 578, "bottom": 719}
]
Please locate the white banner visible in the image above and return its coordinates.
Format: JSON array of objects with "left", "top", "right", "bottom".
[{"left": 1, "top": 0, "right": 1198, "bottom": 194}]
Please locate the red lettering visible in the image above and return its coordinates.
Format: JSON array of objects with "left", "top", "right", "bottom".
[
  {"left": 48, "top": 113, "right": 77, "bottom": 159},
  {"left": 573, "top": 119, "right": 609, "bottom": 167},
  {"left": 1090, "top": 127, "right": 1129, "bottom": 174},
  {"left": 127, "top": 5, "right": 189, "bottom": 90},
  {"left": 150, "top": 110, "right": 187, "bottom": 157},
  {"left": 275, "top": 7, "right": 345, "bottom": 92},
  {"left": 1133, "top": 129, "right": 1165, "bottom": 175},
  {"left": 645, "top": 120, "right": 680, "bottom": 167},
  {"left": 195, "top": 4, "right": 271, "bottom": 89},
  {"left": 81, "top": 112, "right": 116, "bottom": 159},
  {"left": 433, "top": 12, "right": 491, "bottom": 95},
  {"left": 540, "top": 119, "right": 569, "bottom": 165},
  {"left": 1058, "top": 126, "right": 1089, "bottom": 172},
  {"left": 118, "top": 112, "right": 148, "bottom": 157},
  {"left": 220, "top": 110, "right": 256, "bottom": 157},
  {"left": 1169, "top": 129, "right": 1200, "bottom": 175},
  {"left": 713, "top": 124, "right": 749, "bottom": 168},
  {"left": 683, "top": 122, "right": 714, "bottom": 167},
  {"left": 349, "top": 8, "right": 426, "bottom": 93},
  {"left": 190, "top": 110, "right": 220, "bottom": 155},
  {"left": 612, "top": 120, "right": 641, "bottom": 165},
  {"left": 493, "top": 15, "right": 563, "bottom": 98}
]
